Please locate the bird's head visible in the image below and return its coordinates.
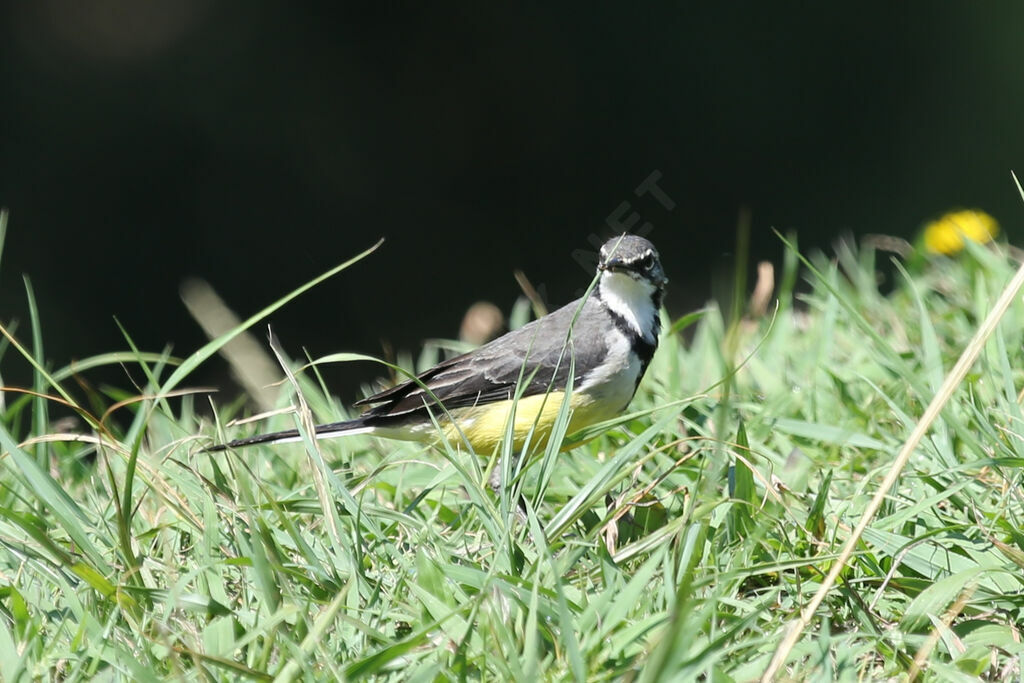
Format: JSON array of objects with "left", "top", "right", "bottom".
[
  {"left": 596, "top": 235, "right": 666, "bottom": 341},
  {"left": 597, "top": 235, "right": 668, "bottom": 293}
]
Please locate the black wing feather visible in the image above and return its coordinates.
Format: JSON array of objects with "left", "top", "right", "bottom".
[{"left": 354, "top": 296, "right": 609, "bottom": 421}]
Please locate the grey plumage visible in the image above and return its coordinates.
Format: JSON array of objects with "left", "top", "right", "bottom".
[{"left": 360, "top": 294, "right": 615, "bottom": 415}]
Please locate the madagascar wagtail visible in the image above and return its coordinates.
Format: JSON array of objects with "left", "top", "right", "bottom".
[{"left": 207, "top": 235, "right": 667, "bottom": 455}]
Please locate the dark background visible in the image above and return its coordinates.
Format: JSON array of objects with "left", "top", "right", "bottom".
[{"left": 2, "top": 2, "right": 1022, "bottom": 404}]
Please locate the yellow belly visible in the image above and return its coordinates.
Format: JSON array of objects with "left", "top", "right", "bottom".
[{"left": 441, "top": 391, "right": 615, "bottom": 454}]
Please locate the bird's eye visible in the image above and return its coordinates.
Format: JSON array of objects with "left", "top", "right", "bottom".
[{"left": 641, "top": 253, "right": 655, "bottom": 270}]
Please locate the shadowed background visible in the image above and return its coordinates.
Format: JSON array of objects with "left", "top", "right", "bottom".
[{"left": 1, "top": 2, "right": 1022, "bottom": 404}]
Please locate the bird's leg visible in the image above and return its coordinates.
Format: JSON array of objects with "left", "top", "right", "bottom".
[{"left": 488, "top": 452, "right": 529, "bottom": 517}]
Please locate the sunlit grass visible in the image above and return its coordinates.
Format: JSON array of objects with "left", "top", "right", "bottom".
[{"left": 2, "top": 211, "right": 1024, "bottom": 680}]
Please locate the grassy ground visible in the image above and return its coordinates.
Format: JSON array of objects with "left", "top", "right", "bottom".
[{"left": 2, "top": 219, "right": 1024, "bottom": 680}]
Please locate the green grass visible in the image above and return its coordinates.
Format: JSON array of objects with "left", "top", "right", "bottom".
[{"left": 3, "top": 217, "right": 1024, "bottom": 680}]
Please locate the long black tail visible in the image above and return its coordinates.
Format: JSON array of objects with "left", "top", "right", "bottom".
[{"left": 203, "top": 417, "right": 369, "bottom": 452}]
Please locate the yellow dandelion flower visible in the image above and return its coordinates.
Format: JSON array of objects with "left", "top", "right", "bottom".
[{"left": 922, "top": 209, "right": 999, "bottom": 255}]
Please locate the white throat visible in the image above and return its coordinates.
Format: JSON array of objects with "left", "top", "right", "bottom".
[{"left": 598, "top": 271, "right": 659, "bottom": 343}]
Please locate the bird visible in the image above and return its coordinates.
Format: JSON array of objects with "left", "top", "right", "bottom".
[{"left": 206, "top": 234, "right": 667, "bottom": 457}]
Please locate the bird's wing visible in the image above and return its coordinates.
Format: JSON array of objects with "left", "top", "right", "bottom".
[{"left": 355, "top": 296, "right": 609, "bottom": 419}]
